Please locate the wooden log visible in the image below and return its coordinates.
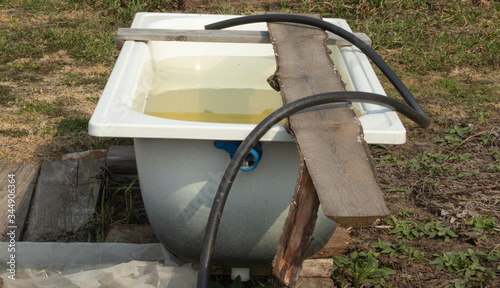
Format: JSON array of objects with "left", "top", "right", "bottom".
[
  {"left": 116, "top": 28, "right": 371, "bottom": 50},
  {"left": 0, "top": 163, "right": 40, "bottom": 241},
  {"left": 23, "top": 159, "right": 104, "bottom": 241}
]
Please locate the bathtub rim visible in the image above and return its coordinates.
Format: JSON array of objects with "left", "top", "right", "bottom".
[{"left": 88, "top": 13, "right": 406, "bottom": 144}]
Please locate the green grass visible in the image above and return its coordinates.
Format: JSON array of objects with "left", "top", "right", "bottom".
[
  {"left": 57, "top": 116, "right": 90, "bottom": 135},
  {"left": 0, "top": 85, "right": 15, "bottom": 105},
  {"left": 0, "top": 128, "right": 31, "bottom": 138},
  {"left": 58, "top": 72, "right": 108, "bottom": 86},
  {"left": 17, "top": 99, "right": 64, "bottom": 116},
  {"left": 1, "top": 0, "right": 498, "bottom": 73}
]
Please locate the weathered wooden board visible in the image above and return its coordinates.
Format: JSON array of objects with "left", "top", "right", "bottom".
[
  {"left": 269, "top": 15, "right": 388, "bottom": 287},
  {"left": 61, "top": 149, "right": 108, "bottom": 161},
  {"left": 104, "top": 224, "right": 159, "bottom": 244},
  {"left": 23, "top": 159, "right": 104, "bottom": 241},
  {"left": 106, "top": 146, "right": 137, "bottom": 174},
  {"left": 273, "top": 162, "right": 320, "bottom": 287},
  {"left": 299, "top": 258, "right": 335, "bottom": 278},
  {"left": 0, "top": 163, "right": 40, "bottom": 241},
  {"left": 296, "top": 277, "right": 335, "bottom": 288},
  {"left": 311, "top": 226, "right": 350, "bottom": 259},
  {"left": 267, "top": 18, "right": 388, "bottom": 227},
  {"left": 105, "top": 146, "right": 141, "bottom": 195},
  {"left": 116, "top": 28, "right": 371, "bottom": 50}
]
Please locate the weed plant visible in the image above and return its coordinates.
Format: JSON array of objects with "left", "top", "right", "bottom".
[{"left": 333, "top": 250, "right": 396, "bottom": 288}]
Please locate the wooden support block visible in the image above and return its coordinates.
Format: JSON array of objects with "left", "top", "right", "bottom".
[
  {"left": 0, "top": 163, "right": 40, "bottom": 241},
  {"left": 23, "top": 159, "right": 104, "bottom": 241},
  {"left": 104, "top": 224, "right": 159, "bottom": 244},
  {"left": 106, "top": 146, "right": 137, "bottom": 174},
  {"left": 299, "top": 259, "right": 337, "bottom": 288},
  {"left": 299, "top": 258, "right": 334, "bottom": 278},
  {"left": 311, "top": 227, "right": 350, "bottom": 259},
  {"left": 61, "top": 149, "right": 108, "bottom": 161},
  {"left": 296, "top": 277, "right": 334, "bottom": 288},
  {"left": 116, "top": 28, "right": 371, "bottom": 50},
  {"left": 104, "top": 146, "right": 140, "bottom": 195}
]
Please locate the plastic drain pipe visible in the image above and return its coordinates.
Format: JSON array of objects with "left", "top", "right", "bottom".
[
  {"left": 205, "top": 14, "right": 429, "bottom": 120},
  {"left": 196, "top": 91, "right": 430, "bottom": 288}
]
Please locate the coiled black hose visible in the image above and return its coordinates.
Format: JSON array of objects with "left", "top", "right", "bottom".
[
  {"left": 198, "top": 14, "right": 430, "bottom": 287},
  {"left": 197, "top": 92, "right": 429, "bottom": 287},
  {"left": 205, "top": 14, "right": 430, "bottom": 121}
]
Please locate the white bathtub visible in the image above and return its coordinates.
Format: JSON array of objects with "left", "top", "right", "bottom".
[{"left": 89, "top": 13, "right": 405, "bottom": 267}]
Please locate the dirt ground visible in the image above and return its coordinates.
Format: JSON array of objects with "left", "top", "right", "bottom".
[{"left": 352, "top": 135, "right": 500, "bottom": 287}]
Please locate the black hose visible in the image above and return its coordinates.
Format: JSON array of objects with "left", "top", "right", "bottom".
[
  {"left": 198, "top": 14, "right": 430, "bottom": 287},
  {"left": 205, "top": 14, "right": 430, "bottom": 123},
  {"left": 197, "top": 91, "right": 429, "bottom": 288}
]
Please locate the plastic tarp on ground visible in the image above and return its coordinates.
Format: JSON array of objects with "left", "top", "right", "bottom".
[{"left": 0, "top": 242, "right": 198, "bottom": 287}]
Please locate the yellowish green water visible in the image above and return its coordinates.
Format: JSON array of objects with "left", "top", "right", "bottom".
[
  {"left": 144, "top": 88, "right": 282, "bottom": 124},
  {"left": 143, "top": 56, "right": 283, "bottom": 124}
]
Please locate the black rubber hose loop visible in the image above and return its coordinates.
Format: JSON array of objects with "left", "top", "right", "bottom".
[
  {"left": 198, "top": 14, "right": 430, "bottom": 287},
  {"left": 197, "top": 91, "right": 428, "bottom": 288},
  {"left": 205, "top": 13, "right": 430, "bottom": 126}
]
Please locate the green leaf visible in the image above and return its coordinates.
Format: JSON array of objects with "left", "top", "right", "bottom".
[
  {"left": 230, "top": 276, "right": 242, "bottom": 288},
  {"left": 333, "top": 255, "right": 351, "bottom": 267},
  {"left": 209, "top": 281, "right": 225, "bottom": 288},
  {"left": 381, "top": 267, "right": 397, "bottom": 276}
]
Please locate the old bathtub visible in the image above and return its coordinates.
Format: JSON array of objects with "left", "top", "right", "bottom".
[{"left": 89, "top": 13, "right": 405, "bottom": 268}]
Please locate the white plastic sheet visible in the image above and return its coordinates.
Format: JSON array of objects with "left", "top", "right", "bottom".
[{"left": 0, "top": 242, "right": 197, "bottom": 287}]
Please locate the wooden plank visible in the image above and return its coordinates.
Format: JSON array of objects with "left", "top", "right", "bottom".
[
  {"left": 311, "top": 226, "right": 350, "bottom": 258},
  {"left": 116, "top": 28, "right": 371, "bottom": 50},
  {"left": 269, "top": 16, "right": 326, "bottom": 287},
  {"left": 76, "top": 158, "right": 105, "bottom": 215},
  {"left": 269, "top": 15, "right": 388, "bottom": 287},
  {"left": 267, "top": 18, "right": 389, "bottom": 227},
  {"left": 0, "top": 163, "right": 40, "bottom": 241},
  {"left": 300, "top": 258, "right": 334, "bottom": 278},
  {"left": 105, "top": 146, "right": 140, "bottom": 195},
  {"left": 106, "top": 146, "right": 137, "bottom": 174},
  {"left": 61, "top": 149, "right": 108, "bottom": 161},
  {"left": 296, "top": 277, "right": 334, "bottom": 288},
  {"left": 104, "top": 224, "right": 159, "bottom": 244},
  {"left": 23, "top": 159, "right": 103, "bottom": 241},
  {"left": 272, "top": 162, "right": 320, "bottom": 287}
]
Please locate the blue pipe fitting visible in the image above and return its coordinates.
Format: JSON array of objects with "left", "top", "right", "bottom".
[{"left": 214, "top": 141, "right": 263, "bottom": 171}]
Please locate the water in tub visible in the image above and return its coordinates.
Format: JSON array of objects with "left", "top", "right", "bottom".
[{"left": 143, "top": 55, "right": 284, "bottom": 124}]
